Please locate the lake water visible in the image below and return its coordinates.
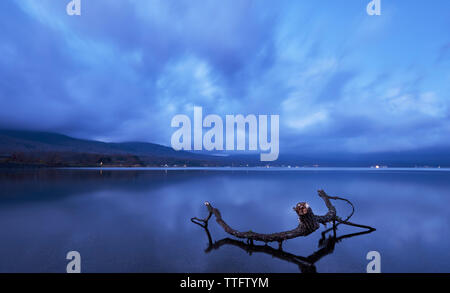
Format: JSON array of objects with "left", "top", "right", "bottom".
[{"left": 0, "top": 167, "right": 449, "bottom": 273}]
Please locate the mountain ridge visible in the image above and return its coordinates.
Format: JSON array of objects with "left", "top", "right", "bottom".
[
  {"left": 1, "top": 129, "right": 450, "bottom": 168},
  {"left": 0, "top": 129, "right": 223, "bottom": 167}
]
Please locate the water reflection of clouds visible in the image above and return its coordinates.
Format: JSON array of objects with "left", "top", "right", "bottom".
[{"left": 0, "top": 169, "right": 449, "bottom": 272}]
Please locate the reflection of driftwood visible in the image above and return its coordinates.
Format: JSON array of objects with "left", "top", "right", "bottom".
[
  {"left": 192, "top": 190, "right": 375, "bottom": 247},
  {"left": 196, "top": 223, "right": 374, "bottom": 273}
]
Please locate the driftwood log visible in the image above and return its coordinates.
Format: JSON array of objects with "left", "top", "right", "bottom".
[{"left": 191, "top": 189, "right": 375, "bottom": 247}]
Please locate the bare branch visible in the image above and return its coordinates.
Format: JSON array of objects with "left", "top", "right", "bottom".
[{"left": 191, "top": 189, "right": 375, "bottom": 243}]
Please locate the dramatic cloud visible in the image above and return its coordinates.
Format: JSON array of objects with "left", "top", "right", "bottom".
[{"left": 0, "top": 0, "right": 449, "bottom": 154}]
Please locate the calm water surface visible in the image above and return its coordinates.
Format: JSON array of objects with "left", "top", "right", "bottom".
[{"left": 0, "top": 168, "right": 449, "bottom": 273}]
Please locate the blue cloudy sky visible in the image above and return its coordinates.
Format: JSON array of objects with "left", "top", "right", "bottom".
[{"left": 0, "top": 0, "right": 449, "bottom": 154}]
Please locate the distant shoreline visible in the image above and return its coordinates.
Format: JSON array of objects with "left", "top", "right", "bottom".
[
  {"left": 52, "top": 166, "right": 450, "bottom": 172},
  {"left": 2, "top": 129, "right": 450, "bottom": 170}
]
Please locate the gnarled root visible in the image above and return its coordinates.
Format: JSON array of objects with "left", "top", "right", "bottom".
[{"left": 191, "top": 189, "right": 375, "bottom": 244}]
